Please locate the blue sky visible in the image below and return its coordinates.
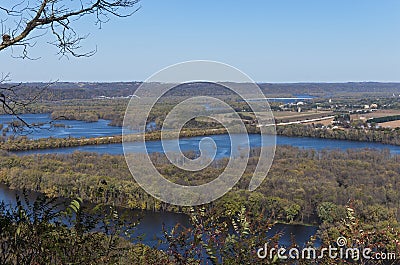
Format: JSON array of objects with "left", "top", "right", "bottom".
[{"left": 1, "top": 0, "right": 400, "bottom": 82}]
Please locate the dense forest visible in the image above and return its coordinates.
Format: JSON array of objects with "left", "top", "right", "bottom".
[
  {"left": 276, "top": 124, "right": 400, "bottom": 145},
  {"left": 1, "top": 146, "right": 399, "bottom": 227},
  {"left": 1, "top": 146, "right": 399, "bottom": 263}
]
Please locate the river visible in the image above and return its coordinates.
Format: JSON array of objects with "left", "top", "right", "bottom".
[
  {"left": 0, "top": 183, "right": 317, "bottom": 249},
  {"left": 13, "top": 134, "right": 400, "bottom": 156},
  {"left": 3, "top": 114, "right": 399, "bottom": 156},
  {"left": 3, "top": 113, "right": 398, "bottom": 249},
  {"left": 1, "top": 113, "right": 124, "bottom": 139}
]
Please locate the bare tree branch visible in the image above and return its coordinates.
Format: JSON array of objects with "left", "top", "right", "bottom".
[
  {"left": 0, "top": 1, "right": 140, "bottom": 134},
  {"left": 0, "top": 76, "right": 58, "bottom": 134},
  {"left": 0, "top": 0, "right": 141, "bottom": 58}
]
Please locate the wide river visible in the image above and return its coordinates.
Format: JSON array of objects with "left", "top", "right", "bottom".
[
  {"left": 3, "top": 114, "right": 400, "bottom": 156},
  {"left": 1, "top": 113, "right": 398, "bottom": 249}
]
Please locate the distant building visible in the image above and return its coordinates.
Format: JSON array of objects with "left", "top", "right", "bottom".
[
  {"left": 370, "top": 103, "right": 378, "bottom": 109},
  {"left": 332, "top": 113, "right": 351, "bottom": 126}
]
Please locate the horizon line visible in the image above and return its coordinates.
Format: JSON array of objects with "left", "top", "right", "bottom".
[{"left": 6, "top": 80, "right": 400, "bottom": 84}]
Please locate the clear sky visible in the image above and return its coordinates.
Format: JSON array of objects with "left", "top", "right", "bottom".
[{"left": 1, "top": 0, "right": 400, "bottom": 83}]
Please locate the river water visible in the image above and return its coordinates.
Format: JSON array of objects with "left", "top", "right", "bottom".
[
  {"left": 2, "top": 114, "right": 399, "bottom": 156},
  {"left": 13, "top": 133, "right": 400, "bottom": 156},
  {"left": 0, "top": 183, "right": 317, "bottom": 249},
  {"left": 2, "top": 113, "right": 398, "bottom": 249}
]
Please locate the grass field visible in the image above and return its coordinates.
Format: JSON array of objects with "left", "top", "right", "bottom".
[
  {"left": 380, "top": 120, "right": 400, "bottom": 128},
  {"left": 351, "top": 110, "right": 400, "bottom": 120},
  {"left": 273, "top": 111, "right": 334, "bottom": 123},
  {"left": 303, "top": 118, "right": 334, "bottom": 126}
]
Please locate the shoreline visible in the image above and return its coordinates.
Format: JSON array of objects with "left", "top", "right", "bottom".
[
  {"left": 0, "top": 182, "right": 319, "bottom": 228},
  {"left": 2, "top": 126, "right": 400, "bottom": 153}
]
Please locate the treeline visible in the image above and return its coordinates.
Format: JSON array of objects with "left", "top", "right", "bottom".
[
  {"left": 0, "top": 135, "right": 123, "bottom": 151},
  {"left": 49, "top": 99, "right": 128, "bottom": 126},
  {"left": 0, "top": 82, "right": 141, "bottom": 102},
  {"left": 276, "top": 124, "right": 400, "bottom": 145},
  {"left": 369, "top": 114, "right": 400, "bottom": 124},
  {"left": 0, "top": 129, "right": 229, "bottom": 152},
  {"left": 0, "top": 146, "right": 399, "bottom": 227},
  {"left": 3, "top": 82, "right": 400, "bottom": 102}
]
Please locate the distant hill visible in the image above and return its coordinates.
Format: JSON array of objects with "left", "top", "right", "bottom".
[{"left": 3, "top": 81, "right": 400, "bottom": 101}]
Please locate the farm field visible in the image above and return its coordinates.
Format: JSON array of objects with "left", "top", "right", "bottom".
[
  {"left": 379, "top": 120, "right": 400, "bottom": 128},
  {"left": 351, "top": 109, "right": 400, "bottom": 120},
  {"left": 273, "top": 111, "right": 334, "bottom": 123}
]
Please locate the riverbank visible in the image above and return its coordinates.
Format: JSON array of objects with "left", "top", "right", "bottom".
[
  {"left": 0, "top": 128, "right": 228, "bottom": 151},
  {"left": 2, "top": 123, "right": 400, "bottom": 152}
]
